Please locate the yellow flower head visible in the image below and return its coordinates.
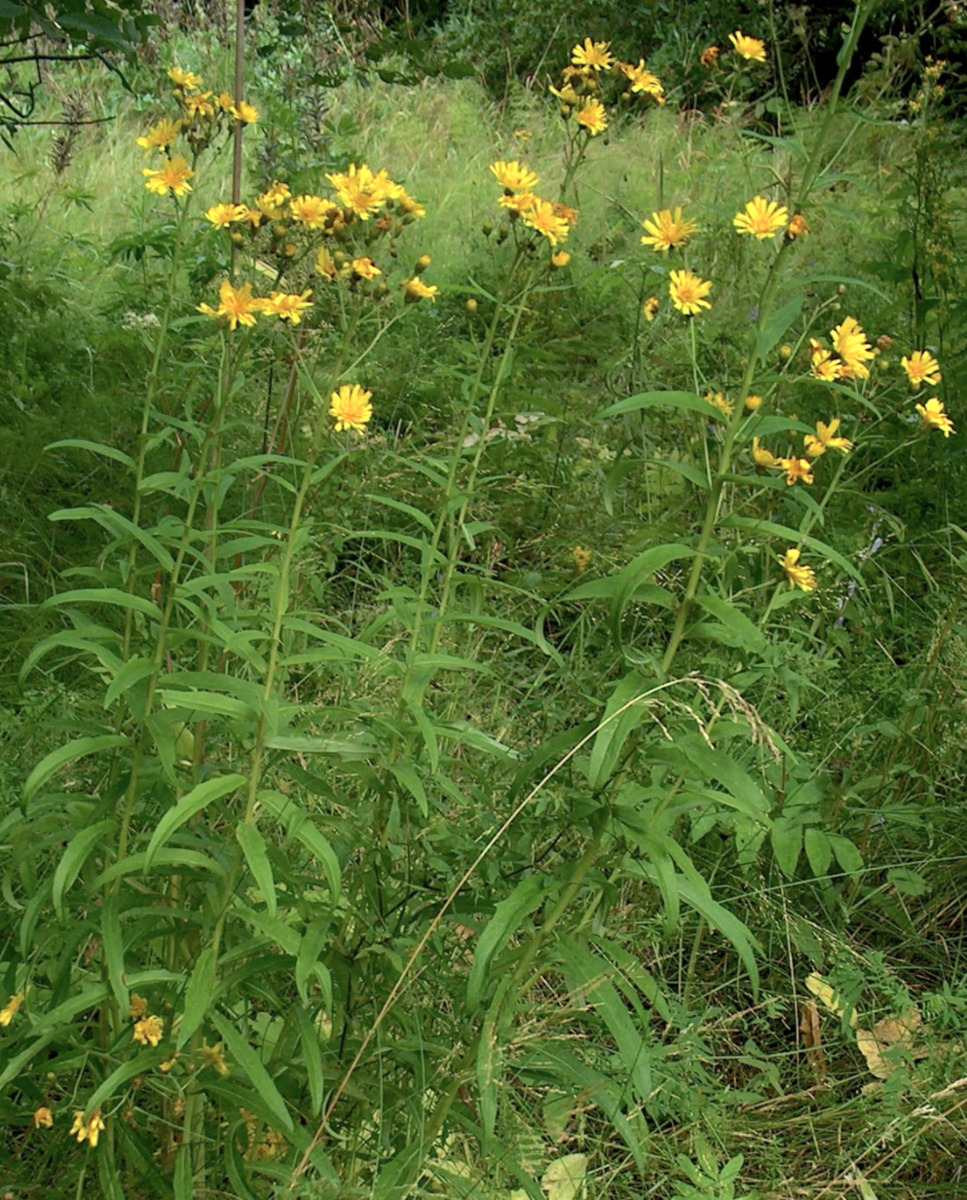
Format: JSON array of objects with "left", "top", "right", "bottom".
[
  {"left": 573, "top": 546, "right": 592, "bottom": 573},
  {"left": 136, "top": 119, "right": 183, "bottom": 156},
  {"left": 490, "top": 160, "right": 540, "bottom": 191},
  {"left": 257, "top": 180, "right": 292, "bottom": 219},
  {"left": 327, "top": 163, "right": 398, "bottom": 220},
  {"left": 260, "top": 289, "right": 314, "bottom": 324},
  {"left": 643, "top": 296, "right": 660, "bottom": 322},
  {"left": 752, "top": 437, "right": 780, "bottom": 468},
  {"left": 128, "top": 993, "right": 148, "bottom": 1021},
  {"left": 232, "top": 100, "right": 259, "bottom": 123},
  {"left": 133, "top": 1015, "right": 164, "bottom": 1047},
  {"left": 34, "top": 1107, "right": 54, "bottom": 1129},
  {"left": 830, "top": 316, "right": 874, "bottom": 379},
  {"left": 804, "top": 418, "right": 853, "bottom": 458},
  {"left": 729, "top": 31, "right": 767, "bottom": 62},
  {"left": 780, "top": 456, "right": 815, "bottom": 486},
  {"left": 197, "top": 280, "right": 261, "bottom": 330},
  {"left": 183, "top": 91, "right": 215, "bottom": 118},
  {"left": 733, "top": 195, "right": 788, "bottom": 239},
  {"left": 641, "top": 207, "right": 698, "bottom": 252},
  {"left": 205, "top": 203, "right": 248, "bottom": 229},
  {"left": 745, "top": 394, "right": 764, "bottom": 411},
  {"left": 901, "top": 349, "right": 942, "bottom": 390},
  {"left": 571, "top": 38, "right": 614, "bottom": 71},
  {"left": 290, "top": 194, "right": 335, "bottom": 228},
  {"left": 576, "top": 99, "right": 608, "bottom": 135},
  {"left": 217, "top": 91, "right": 235, "bottom": 112},
  {"left": 916, "top": 397, "right": 955, "bottom": 437},
  {"left": 809, "top": 338, "right": 841, "bottom": 381},
  {"left": 330, "top": 384, "right": 374, "bottom": 435},
  {"left": 168, "top": 67, "right": 203, "bottom": 89},
  {"left": 0, "top": 991, "right": 24, "bottom": 1027},
  {"left": 705, "top": 391, "right": 733, "bottom": 417},
  {"left": 403, "top": 277, "right": 440, "bottom": 303},
  {"left": 315, "top": 246, "right": 337, "bottom": 279},
  {"left": 498, "top": 191, "right": 536, "bottom": 218},
  {"left": 549, "top": 81, "right": 581, "bottom": 107},
  {"left": 142, "top": 156, "right": 194, "bottom": 198},
  {"left": 397, "top": 188, "right": 426, "bottom": 219},
  {"left": 70, "top": 1109, "right": 106, "bottom": 1148},
  {"left": 620, "top": 60, "right": 665, "bottom": 102},
  {"left": 781, "top": 548, "right": 817, "bottom": 591},
  {"left": 352, "top": 257, "right": 382, "bottom": 280},
  {"left": 551, "top": 250, "right": 571, "bottom": 268},
  {"left": 522, "top": 198, "right": 571, "bottom": 246},
  {"left": 669, "top": 269, "right": 712, "bottom": 316}
]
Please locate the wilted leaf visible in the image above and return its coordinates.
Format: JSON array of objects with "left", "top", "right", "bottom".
[
  {"left": 799, "top": 999, "right": 827, "bottom": 1078},
  {"left": 855, "top": 1009, "right": 924, "bottom": 1079},
  {"left": 805, "top": 971, "right": 857, "bottom": 1027}
]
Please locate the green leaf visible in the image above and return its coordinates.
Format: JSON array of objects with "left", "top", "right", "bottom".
[
  {"left": 771, "top": 817, "right": 803, "bottom": 879},
  {"left": 828, "top": 833, "right": 864, "bottom": 876},
  {"left": 391, "top": 763, "right": 428, "bottom": 817},
  {"left": 178, "top": 946, "right": 217, "bottom": 1048},
  {"left": 296, "top": 917, "right": 333, "bottom": 1009},
  {"left": 237, "top": 823, "right": 277, "bottom": 918},
  {"left": 599, "top": 390, "right": 725, "bottom": 422},
  {"left": 721, "top": 515, "right": 863, "bottom": 582},
  {"left": 755, "top": 295, "right": 802, "bottom": 363},
  {"left": 293, "top": 1005, "right": 326, "bottom": 1115},
  {"left": 804, "top": 828, "right": 833, "bottom": 879},
  {"left": 209, "top": 1011, "right": 293, "bottom": 1132},
  {"left": 52, "top": 817, "right": 115, "bottom": 920},
  {"left": 47, "top": 438, "right": 136, "bottom": 469},
  {"left": 49, "top": 505, "right": 174, "bottom": 571},
  {"left": 43, "top": 587, "right": 163, "bottom": 620},
  {"left": 145, "top": 774, "right": 247, "bottom": 869},
  {"left": 588, "top": 671, "right": 653, "bottom": 790},
  {"left": 101, "top": 893, "right": 128, "bottom": 1012},
  {"left": 467, "top": 875, "right": 547, "bottom": 1010},
  {"left": 24, "top": 735, "right": 129, "bottom": 806},
  {"left": 88, "top": 1048, "right": 166, "bottom": 1114},
  {"left": 694, "top": 595, "right": 767, "bottom": 654},
  {"left": 257, "top": 791, "right": 342, "bottom": 899}
]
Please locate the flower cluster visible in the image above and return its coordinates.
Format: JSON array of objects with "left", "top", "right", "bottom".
[
  {"left": 809, "top": 315, "right": 875, "bottom": 381},
  {"left": 752, "top": 415, "right": 852, "bottom": 485},
  {"left": 490, "top": 160, "right": 579, "bottom": 249},
  {"left": 547, "top": 37, "right": 665, "bottom": 136}
]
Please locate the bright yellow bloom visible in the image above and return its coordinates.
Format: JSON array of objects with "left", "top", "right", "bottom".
[
  {"left": 403, "top": 277, "right": 439, "bottom": 302},
  {"left": 216, "top": 91, "right": 235, "bottom": 112},
  {"left": 916, "top": 397, "right": 955, "bottom": 437},
  {"left": 669, "top": 269, "right": 712, "bottom": 315},
  {"left": 327, "top": 163, "right": 397, "bottom": 220},
  {"left": 260, "top": 290, "right": 313, "bottom": 323},
  {"left": 641, "top": 206, "right": 698, "bottom": 252},
  {"left": 752, "top": 437, "right": 780, "bottom": 468},
  {"left": 202, "top": 1041, "right": 230, "bottom": 1076},
  {"left": 197, "top": 280, "right": 261, "bottom": 330},
  {"left": 643, "top": 296, "right": 659, "bottom": 322},
  {"left": 733, "top": 195, "right": 788, "bottom": 239},
  {"left": 205, "top": 203, "right": 247, "bottom": 229},
  {"left": 0, "top": 991, "right": 24, "bottom": 1026},
  {"left": 168, "top": 67, "right": 203, "bottom": 89},
  {"left": 620, "top": 60, "right": 665, "bottom": 103},
  {"left": 490, "top": 160, "right": 540, "bottom": 191},
  {"left": 705, "top": 391, "right": 733, "bottom": 417},
  {"left": 330, "top": 384, "right": 374, "bottom": 434},
  {"left": 576, "top": 99, "right": 608, "bottom": 135},
  {"left": 183, "top": 91, "right": 215, "bottom": 118},
  {"left": 257, "top": 180, "right": 292, "bottom": 219},
  {"left": 571, "top": 38, "right": 614, "bottom": 71},
  {"left": 551, "top": 251, "right": 570, "bottom": 268},
  {"left": 142, "top": 156, "right": 194, "bottom": 197},
  {"left": 804, "top": 418, "right": 853, "bottom": 458},
  {"left": 781, "top": 548, "right": 817, "bottom": 591},
  {"left": 830, "top": 316, "right": 874, "bottom": 379},
  {"left": 133, "top": 1015, "right": 164, "bottom": 1047},
  {"left": 352, "top": 257, "right": 381, "bottom": 280},
  {"left": 729, "top": 31, "right": 767, "bottom": 62},
  {"left": 232, "top": 100, "right": 259, "bottom": 123},
  {"left": 70, "top": 1109, "right": 106, "bottom": 1148},
  {"left": 522, "top": 198, "right": 571, "bottom": 245},
  {"left": 549, "top": 81, "right": 581, "bottom": 106},
  {"left": 136, "top": 118, "right": 182, "bottom": 156},
  {"left": 745, "top": 394, "right": 763, "bottom": 411},
  {"left": 901, "top": 349, "right": 942, "bottom": 390},
  {"left": 34, "top": 1107, "right": 53, "bottom": 1128},
  {"left": 498, "top": 191, "right": 536, "bottom": 218},
  {"left": 779, "top": 456, "right": 814, "bottom": 486},
  {"left": 290, "top": 194, "right": 334, "bottom": 228},
  {"left": 809, "top": 339, "right": 841, "bottom": 381}
]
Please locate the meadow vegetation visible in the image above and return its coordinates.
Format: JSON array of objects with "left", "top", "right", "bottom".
[{"left": 2, "top": 2, "right": 967, "bottom": 1198}]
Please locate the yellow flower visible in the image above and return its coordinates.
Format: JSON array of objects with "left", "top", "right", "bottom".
[
  {"left": 197, "top": 280, "right": 261, "bottom": 330},
  {"left": 315, "top": 246, "right": 337, "bottom": 279},
  {"left": 183, "top": 91, "right": 215, "bottom": 118},
  {"left": 216, "top": 91, "right": 235, "bottom": 112},
  {"left": 641, "top": 207, "right": 698, "bottom": 252},
  {"left": 202, "top": 1041, "right": 230, "bottom": 1076},
  {"left": 733, "top": 195, "right": 788, "bottom": 240},
  {"left": 490, "top": 160, "right": 540, "bottom": 191},
  {"left": 397, "top": 188, "right": 426, "bottom": 218},
  {"left": 781, "top": 548, "right": 817, "bottom": 592},
  {"left": 142, "top": 156, "right": 194, "bottom": 197},
  {"left": 901, "top": 349, "right": 942, "bottom": 389},
  {"left": 521, "top": 198, "right": 571, "bottom": 245},
  {"left": 168, "top": 67, "right": 203, "bottom": 89},
  {"left": 830, "top": 316, "right": 874, "bottom": 379},
  {"left": 576, "top": 99, "right": 608, "bottom": 135},
  {"left": 352, "top": 257, "right": 381, "bottom": 280},
  {"left": 643, "top": 296, "right": 659, "bottom": 322},
  {"left": 549, "top": 81, "right": 581, "bottom": 106},
  {"left": 232, "top": 100, "right": 259, "bottom": 123},
  {"left": 498, "top": 191, "right": 536, "bottom": 218},
  {"left": 729, "top": 31, "right": 767, "bottom": 62},
  {"left": 290, "top": 194, "right": 335, "bottom": 228},
  {"left": 669, "top": 269, "right": 712, "bottom": 315},
  {"left": 779, "top": 456, "right": 815, "bottom": 486},
  {"left": 133, "top": 1015, "right": 164, "bottom": 1047},
  {"left": 916, "top": 397, "right": 955, "bottom": 437},
  {"left": 0, "top": 991, "right": 24, "bottom": 1026},
  {"left": 257, "top": 181, "right": 292, "bottom": 219},
  {"left": 260, "top": 289, "right": 313, "bottom": 323},
  {"left": 330, "top": 384, "right": 374, "bottom": 435},
  {"left": 571, "top": 38, "right": 614, "bottom": 71},
  {"left": 205, "top": 203, "right": 248, "bottom": 229},
  {"left": 327, "top": 163, "right": 396, "bottom": 220},
  {"left": 752, "top": 437, "right": 780, "bottom": 468},
  {"left": 70, "top": 1109, "right": 106, "bottom": 1148},
  {"left": 787, "top": 213, "right": 810, "bottom": 239},
  {"left": 34, "top": 1107, "right": 53, "bottom": 1128},
  {"left": 700, "top": 45, "right": 720, "bottom": 68},
  {"left": 804, "top": 418, "right": 853, "bottom": 458},
  {"left": 620, "top": 60, "right": 665, "bottom": 102},
  {"left": 128, "top": 993, "right": 147, "bottom": 1021},
  {"left": 705, "top": 391, "right": 733, "bottom": 417},
  {"left": 403, "top": 277, "right": 439, "bottom": 303},
  {"left": 809, "top": 339, "right": 841, "bottom": 381},
  {"left": 136, "top": 119, "right": 182, "bottom": 156},
  {"left": 745, "top": 394, "right": 764, "bottom": 411},
  {"left": 553, "top": 201, "right": 579, "bottom": 227},
  {"left": 573, "top": 546, "right": 592, "bottom": 573},
  {"left": 551, "top": 251, "right": 570, "bottom": 268}
]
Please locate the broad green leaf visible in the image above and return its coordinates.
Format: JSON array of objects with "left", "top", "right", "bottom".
[
  {"left": 828, "top": 833, "right": 864, "bottom": 876},
  {"left": 237, "top": 823, "right": 277, "bottom": 918},
  {"left": 88, "top": 1048, "right": 166, "bottom": 1114},
  {"left": 49, "top": 505, "right": 175, "bottom": 571},
  {"left": 755, "top": 295, "right": 802, "bottom": 363},
  {"left": 588, "top": 671, "right": 653, "bottom": 791},
  {"left": 771, "top": 817, "right": 803, "bottom": 879},
  {"left": 694, "top": 595, "right": 767, "bottom": 654},
  {"left": 804, "top": 828, "right": 833, "bottom": 879},
  {"left": 101, "top": 893, "right": 128, "bottom": 1012},
  {"left": 210, "top": 1011, "right": 293, "bottom": 1131},
  {"left": 43, "top": 587, "right": 163, "bottom": 620},
  {"left": 24, "top": 735, "right": 129, "bottom": 806},
  {"left": 721, "top": 515, "right": 863, "bottom": 582},
  {"left": 47, "top": 438, "right": 136, "bottom": 469},
  {"left": 391, "top": 763, "right": 428, "bottom": 818},
  {"left": 0, "top": 1031, "right": 60, "bottom": 1091},
  {"left": 145, "top": 774, "right": 247, "bottom": 869},
  {"left": 293, "top": 1005, "right": 326, "bottom": 1115},
  {"left": 467, "top": 875, "right": 547, "bottom": 1010},
  {"left": 104, "top": 656, "right": 157, "bottom": 709},
  {"left": 257, "top": 791, "right": 342, "bottom": 899}
]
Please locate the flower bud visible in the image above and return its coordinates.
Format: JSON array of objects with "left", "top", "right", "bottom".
[
  {"left": 415, "top": 254, "right": 431, "bottom": 273},
  {"left": 876, "top": 334, "right": 892, "bottom": 350},
  {"left": 779, "top": 344, "right": 793, "bottom": 360},
  {"left": 481, "top": 220, "right": 493, "bottom": 237},
  {"left": 466, "top": 298, "right": 478, "bottom": 314}
]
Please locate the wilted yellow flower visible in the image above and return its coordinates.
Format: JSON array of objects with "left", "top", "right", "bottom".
[
  {"left": 745, "top": 394, "right": 763, "bottom": 411},
  {"left": 183, "top": 91, "right": 215, "bottom": 118},
  {"left": 490, "top": 160, "right": 540, "bottom": 191},
  {"left": 576, "top": 99, "right": 608, "bottom": 135},
  {"left": 641, "top": 207, "right": 698, "bottom": 252},
  {"left": 916, "top": 397, "right": 955, "bottom": 437},
  {"left": 197, "top": 280, "right": 261, "bottom": 330},
  {"left": 729, "top": 31, "right": 767, "bottom": 61},
  {"left": 643, "top": 296, "right": 659, "bottom": 322},
  {"left": 260, "top": 290, "right": 313, "bottom": 324},
  {"left": 403, "top": 277, "right": 439, "bottom": 302},
  {"left": 352, "top": 257, "right": 381, "bottom": 280},
  {"left": 34, "top": 1107, "right": 53, "bottom": 1128},
  {"left": 669, "top": 269, "right": 712, "bottom": 315},
  {"left": 573, "top": 546, "right": 592, "bottom": 573},
  {"left": 780, "top": 456, "right": 814, "bottom": 486},
  {"left": 70, "top": 1109, "right": 106, "bottom": 1148},
  {"left": 549, "top": 81, "right": 581, "bottom": 106},
  {"left": 315, "top": 246, "right": 337, "bottom": 279},
  {"left": 0, "top": 991, "right": 24, "bottom": 1027},
  {"left": 571, "top": 38, "right": 614, "bottom": 71},
  {"left": 787, "top": 213, "right": 810, "bottom": 239},
  {"left": 330, "top": 384, "right": 374, "bottom": 434},
  {"left": 290, "top": 194, "right": 334, "bottom": 228},
  {"left": 202, "top": 1041, "right": 230, "bottom": 1076},
  {"left": 901, "top": 349, "right": 942, "bottom": 389},
  {"left": 700, "top": 45, "right": 720, "bottom": 68},
  {"left": 752, "top": 437, "right": 780, "bottom": 468},
  {"left": 205, "top": 203, "right": 248, "bottom": 229},
  {"left": 804, "top": 418, "right": 853, "bottom": 457},
  {"left": 142, "top": 156, "right": 194, "bottom": 197},
  {"left": 780, "top": 548, "right": 817, "bottom": 591},
  {"left": 733, "top": 195, "right": 788, "bottom": 239},
  {"left": 136, "top": 118, "right": 183, "bottom": 156},
  {"left": 128, "top": 993, "right": 148, "bottom": 1021},
  {"left": 705, "top": 391, "right": 733, "bottom": 417},
  {"left": 133, "top": 1015, "right": 164, "bottom": 1047},
  {"left": 522, "top": 198, "right": 571, "bottom": 245},
  {"left": 830, "top": 316, "right": 874, "bottom": 379},
  {"left": 168, "top": 67, "right": 203, "bottom": 89},
  {"left": 551, "top": 251, "right": 571, "bottom": 268}
]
